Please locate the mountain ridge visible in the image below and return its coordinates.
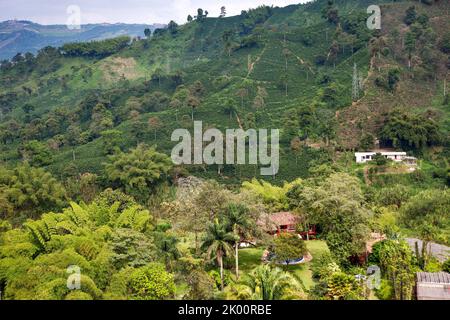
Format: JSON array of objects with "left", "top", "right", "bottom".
[{"left": 0, "top": 20, "right": 164, "bottom": 59}]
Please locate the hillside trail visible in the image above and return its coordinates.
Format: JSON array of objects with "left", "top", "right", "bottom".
[
  {"left": 246, "top": 46, "right": 267, "bottom": 78},
  {"left": 291, "top": 51, "right": 315, "bottom": 75},
  {"left": 235, "top": 113, "right": 244, "bottom": 130}
]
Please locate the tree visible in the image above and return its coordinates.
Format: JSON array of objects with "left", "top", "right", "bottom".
[
  {"left": 0, "top": 163, "right": 66, "bottom": 221},
  {"left": 242, "top": 264, "right": 301, "bottom": 300},
  {"left": 404, "top": 32, "right": 415, "bottom": 69},
  {"left": 129, "top": 263, "right": 175, "bottom": 300},
  {"left": 373, "top": 153, "right": 388, "bottom": 166},
  {"left": 21, "top": 104, "right": 35, "bottom": 114},
  {"left": 359, "top": 133, "right": 375, "bottom": 151},
  {"left": 253, "top": 86, "right": 268, "bottom": 111},
  {"left": 104, "top": 144, "right": 172, "bottom": 202},
  {"left": 378, "top": 240, "right": 415, "bottom": 300},
  {"left": 404, "top": 6, "right": 417, "bottom": 26},
  {"left": 187, "top": 95, "right": 200, "bottom": 121},
  {"left": 187, "top": 15, "right": 193, "bottom": 22},
  {"left": 379, "top": 109, "right": 441, "bottom": 150},
  {"left": 100, "top": 129, "right": 123, "bottom": 155},
  {"left": 90, "top": 103, "right": 113, "bottom": 137},
  {"left": 153, "top": 231, "right": 180, "bottom": 271},
  {"left": 222, "top": 30, "right": 235, "bottom": 56},
  {"left": 190, "top": 80, "right": 205, "bottom": 97},
  {"left": 273, "top": 233, "right": 307, "bottom": 266},
  {"left": 144, "top": 28, "right": 151, "bottom": 38},
  {"left": 196, "top": 8, "right": 205, "bottom": 20},
  {"left": 152, "top": 68, "right": 164, "bottom": 87},
  {"left": 148, "top": 116, "right": 162, "bottom": 141},
  {"left": 236, "top": 87, "right": 249, "bottom": 108},
  {"left": 201, "top": 219, "right": 237, "bottom": 290},
  {"left": 401, "top": 189, "right": 449, "bottom": 243},
  {"left": 326, "top": 272, "right": 364, "bottom": 300},
  {"left": 169, "top": 98, "right": 182, "bottom": 122},
  {"left": 221, "top": 97, "right": 237, "bottom": 120},
  {"left": 387, "top": 69, "right": 400, "bottom": 92},
  {"left": 223, "top": 203, "right": 253, "bottom": 279},
  {"left": 352, "top": 63, "right": 363, "bottom": 101},
  {"left": 110, "top": 228, "right": 156, "bottom": 269},
  {"left": 290, "top": 137, "right": 302, "bottom": 165},
  {"left": 278, "top": 74, "right": 288, "bottom": 96},
  {"left": 186, "top": 269, "right": 215, "bottom": 299},
  {"left": 328, "top": 41, "right": 340, "bottom": 68},
  {"left": 168, "top": 21, "right": 178, "bottom": 35},
  {"left": 289, "top": 173, "right": 370, "bottom": 266},
  {"left": 18, "top": 140, "right": 53, "bottom": 166},
  {"left": 220, "top": 6, "right": 227, "bottom": 18}
]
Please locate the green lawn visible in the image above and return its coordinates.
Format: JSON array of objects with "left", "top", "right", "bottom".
[{"left": 238, "top": 240, "right": 330, "bottom": 290}]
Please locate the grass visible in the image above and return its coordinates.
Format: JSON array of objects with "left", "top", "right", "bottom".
[{"left": 238, "top": 240, "right": 330, "bottom": 291}]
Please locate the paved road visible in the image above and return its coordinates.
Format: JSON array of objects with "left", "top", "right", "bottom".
[{"left": 406, "top": 238, "right": 450, "bottom": 263}]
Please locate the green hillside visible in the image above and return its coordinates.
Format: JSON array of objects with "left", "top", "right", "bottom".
[
  {"left": 0, "top": 0, "right": 448, "bottom": 186},
  {"left": 0, "top": 0, "right": 449, "bottom": 302}
]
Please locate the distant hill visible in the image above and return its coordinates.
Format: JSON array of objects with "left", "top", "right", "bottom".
[{"left": 0, "top": 20, "right": 164, "bottom": 59}]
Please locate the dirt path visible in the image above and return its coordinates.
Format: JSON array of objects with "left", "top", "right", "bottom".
[{"left": 246, "top": 46, "right": 267, "bottom": 78}]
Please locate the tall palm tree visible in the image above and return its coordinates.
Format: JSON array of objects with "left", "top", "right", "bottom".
[
  {"left": 243, "top": 265, "right": 300, "bottom": 300},
  {"left": 224, "top": 203, "right": 253, "bottom": 280},
  {"left": 201, "top": 219, "right": 237, "bottom": 290}
]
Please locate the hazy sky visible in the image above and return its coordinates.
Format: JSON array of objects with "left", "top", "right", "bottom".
[{"left": 0, "top": 0, "right": 310, "bottom": 25}]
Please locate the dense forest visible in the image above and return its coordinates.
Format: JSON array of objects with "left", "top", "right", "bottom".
[{"left": 0, "top": 0, "right": 449, "bottom": 300}]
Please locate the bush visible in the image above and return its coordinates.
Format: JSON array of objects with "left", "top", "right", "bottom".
[
  {"left": 375, "top": 279, "right": 394, "bottom": 300},
  {"left": 314, "top": 55, "right": 327, "bottom": 66},
  {"left": 442, "top": 259, "right": 450, "bottom": 273},
  {"left": 129, "top": 263, "right": 175, "bottom": 300}
]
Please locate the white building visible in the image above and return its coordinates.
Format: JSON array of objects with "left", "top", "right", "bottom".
[{"left": 355, "top": 151, "right": 407, "bottom": 163}]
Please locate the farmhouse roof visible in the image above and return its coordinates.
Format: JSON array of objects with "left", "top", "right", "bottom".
[
  {"left": 417, "top": 272, "right": 450, "bottom": 284},
  {"left": 257, "top": 212, "right": 299, "bottom": 231}
]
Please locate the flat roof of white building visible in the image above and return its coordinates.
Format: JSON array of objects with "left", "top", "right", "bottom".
[{"left": 355, "top": 151, "right": 407, "bottom": 156}]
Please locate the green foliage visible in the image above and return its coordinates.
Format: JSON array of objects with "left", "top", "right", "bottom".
[
  {"left": 186, "top": 269, "right": 215, "bottom": 299},
  {"left": 401, "top": 189, "right": 449, "bottom": 244},
  {"left": 241, "top": 264, "right": 301, "bottom": 300},
  {"left": 326, "top": 272, "right": 363, "bottom": 300},
  {"left": 241, "top": 179, "right": 301, "bottom": 211},
  {"left": 100, "top": 130, "right": 123, "bottom": 155},
  {"left": 374, "top": 279, "right": 394, "bottom": 300},
  {"left": 0, "top": 163, "right": 66, "bottom": 221},
  {"left": 404, "top": 6, "right": 417, "bottom": 26},
  {"left": 379, "top": 109, "right": 441, "bottom": 151},
  {"left": 104, "top": 144, "right": 172, "bottom": 202},
  {"left": 273, "top": 233, "right": 307, "bottom": 265},
  {"left": 18, "top": 140, "right": 53, "bottom": 166},
  {"left": 443, "top": 259, "right": 450, "bottom": 273},
  {"left": 439, "top": 32, "right": 450, "bottom": 54},
  {"left": 201, "top": 219, "right": 237, "bottom": 290},
  {"left": 311, "top": 253, "right": 340, "bottom": 280},
  {"left": 129, "top": 263, "right": 175, "bottom": 300},
  {"left": 373, "top": 153, "right": 389, "bottom": 166},
  {"left": 359, "top": 133, "right": 375, "bottom": 151},
  {"left": 110, "top": 228, "right": 156, "bottom": 269},
  {"left": 61, "top": 36, "right": 131, "bottom": 58},
  {"left": 288, "top": 173, "right": 370, "bottom": 266},
  {"left": 378, "top": 240, "right": 415, "bottom": 300},
  {"left": 0, "top": 190, "right": 168, "bottom": 300}
]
